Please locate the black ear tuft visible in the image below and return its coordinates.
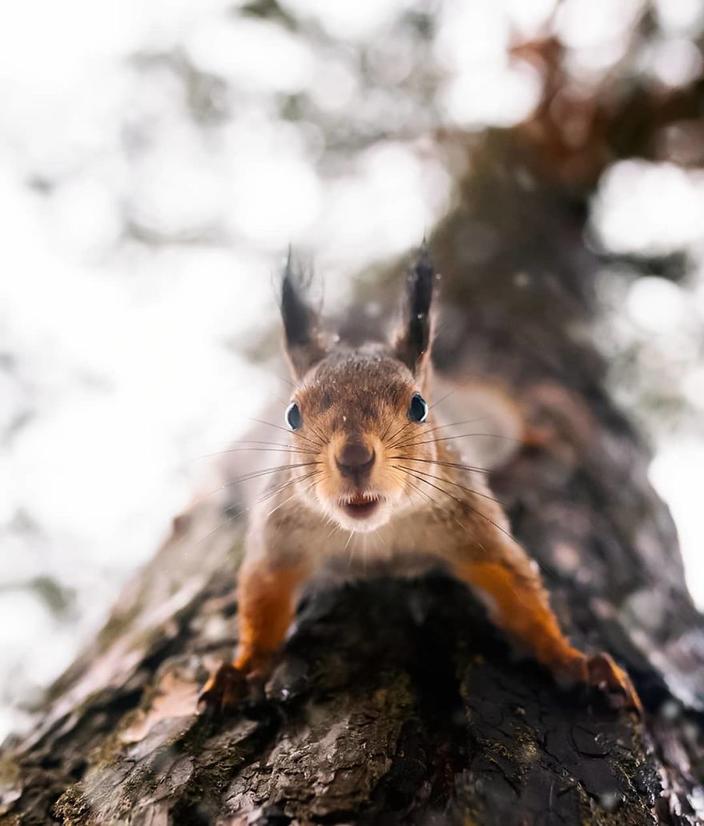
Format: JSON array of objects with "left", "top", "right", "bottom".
[
  {"left": 280, "top": 252, "right": 326, "bottom": 379},
  {"left": 393, "top": 243, "right": 436, "bottom": 374}
]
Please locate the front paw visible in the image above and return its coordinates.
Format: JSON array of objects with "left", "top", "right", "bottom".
[
  {"left": 198, "top": 662, "right": 252, "bottom": 715},
  {"left": 553, "top": 651, "right": 642, "bottom": 714},
  {"left": 585, "top": 652, "right": 642, "bottom": 715}
]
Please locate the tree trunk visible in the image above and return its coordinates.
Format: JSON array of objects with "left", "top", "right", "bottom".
[{"left": 1, "top": 131, "right": 703, "bottom": 826}]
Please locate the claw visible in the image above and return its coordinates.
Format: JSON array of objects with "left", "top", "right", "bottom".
[
  {"left": 198, "top": 662, "right": 249, "bottom": 715},
  {"left": 585, "top": 652, "right": 642, "bottom": 716}
]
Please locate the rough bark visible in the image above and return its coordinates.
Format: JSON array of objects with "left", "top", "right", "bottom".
[{"left": 1, "top": 131, "right": 704, "bottom": 826}]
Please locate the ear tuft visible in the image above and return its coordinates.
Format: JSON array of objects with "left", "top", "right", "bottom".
[
  {"left": 280, "top": 252, "right": 326, "bottom": 379},
  {"left": 393, "top": 243, "right": 436, "bottom": 374}
]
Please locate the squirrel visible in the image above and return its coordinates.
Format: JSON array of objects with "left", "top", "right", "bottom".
[{"left": 199, "top": 247, "right": 641, "bottom": 714}]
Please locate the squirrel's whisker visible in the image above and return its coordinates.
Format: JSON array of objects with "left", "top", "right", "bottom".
[
  {"left": 386, "top": 418, "right": 490, "bottom": 451},
  {"left": 194, "top": 440, "right": 317, "bottom": 461},
  {"left": 428, "top": 389, "right": 455, "bottom": 410},
  {"left": 387, "top": 416, "right": 490, "bottom": 448},
  {"left": 399, "top": 473, "right": 437, "bottom": 508},
  {"left": 324, "top": 520, "right": 340, "bottom": 542},
  {"left": 185, "top": 462, "right": 320, "bottom": 514},
  {"left": 388, "top": 466, "right": 431, "bottom": 501},
  {"left": 249, "top": 417, "right": 324, "bottom": 450},
  {"left": 209, "top": 447, "right": 318, "bottom": 459},
  {"left": 307, "top": 421, "right": 331, "bottom": 450},
  {"left": 222, "top": 461, "right": 321, "bottom": 490},
  {"left": 379, "top": 416, "right": 396, "bottom": 442},
  {"left": 384, "top": 419, "right": 416, "bottom": 449},
  {"left": 393, "top": 466, "right": 466, "bottom": 532},
  {"left": 392, "top": 465, "right": 462, "bottom": 506},
  {"left": 394, "top": 465, "right": 513, "bottom": 540},
  {"left": 165, "top": 497, "right": 250, "bottom": 559},
  {"left": 384, "top": 413, "right": 490, "bottom": 452},
  {"left": 168, "top": 463, "right": 315, "bottom": 518},
  {"left": 228, "top": 438, "right": 318, "bottom": 450},
  {"left": 393, "top": 464, "right": 504, "bottom": 506},
  {"left": 388, "top": 455, "right": 489, "bottom": 474},
  {"left": 380, "top": 407, "right": 418, "bottom": 441},
  {"left": 393, "top": 432, "right": 521, "bottom": 450},
  {"left": 257, "top": 469, "right": 323, "bottom": 507},
  {"left": 265, "top": 491, "right": 299, "bottom": 518},
  {"left": 263, "top": 471, "right": 322, "bottom": 516}
]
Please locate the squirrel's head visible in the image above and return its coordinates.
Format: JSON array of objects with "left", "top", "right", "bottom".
[{"left": 280, "top": 247, "right": 437, "bottom": 533}]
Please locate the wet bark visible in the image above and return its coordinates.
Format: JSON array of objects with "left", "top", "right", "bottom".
[{"left": 2, "top": 131, "right": 704, "bottom": 826}]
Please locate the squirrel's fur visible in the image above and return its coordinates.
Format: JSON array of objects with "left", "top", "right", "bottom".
[{"left": 200, "top": 249, "right": 641, "bottom": 714}]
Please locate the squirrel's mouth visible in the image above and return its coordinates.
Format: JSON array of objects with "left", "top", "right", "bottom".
[{"left": 339, "top": 492, "right": 383, "bottom": 520}]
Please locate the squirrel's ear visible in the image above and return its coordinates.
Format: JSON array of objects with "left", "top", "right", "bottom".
[
  {"left": 392, "top": 244, "right": 436, "bottom": 375},
  {"left": 280, "top": 256, "right": 326, "bottom": 380}
]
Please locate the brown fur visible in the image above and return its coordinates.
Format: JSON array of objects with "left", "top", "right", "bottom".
[{"left": 199, "top": 253, "right": 640, "bottom": 715}]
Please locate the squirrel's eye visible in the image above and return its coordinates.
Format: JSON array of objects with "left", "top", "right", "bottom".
[
  {"left": 285, "top": 401, "right": 302, "bottom": 430},
  {"left": 408, "top": 393, "right": 428, "bottom": 423}
]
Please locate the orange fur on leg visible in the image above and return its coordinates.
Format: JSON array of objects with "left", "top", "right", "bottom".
[
  {"left": 199, "top": 557, "right": 308, "bottom": 713},
  {"left": 234, "top": 558, "right": 307, "bottom": 674},
  {"left": 454, "top": 551, "right": 641, "bottom": 712},
  {"left": 455, "top": 558, "right": 583, "bottom": 672}
]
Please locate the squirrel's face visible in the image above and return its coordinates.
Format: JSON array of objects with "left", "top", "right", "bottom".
[
  {"left": 285, "top": 349, "right": 435, "bottom": 532},
  {"left": 280, "top": 247, "right": 437, "bottom": 533}
]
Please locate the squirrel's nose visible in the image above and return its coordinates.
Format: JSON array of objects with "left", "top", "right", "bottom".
[{"left": 336, "top": 440, "right": 375, "bottom": 482}]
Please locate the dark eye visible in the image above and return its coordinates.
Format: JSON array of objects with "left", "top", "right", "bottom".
[
  {"left": 285, "top": 401, "right": 302, "bottom": 430},
  {"left": 408, "top": 393, "right": 428, "bottom": 423}
]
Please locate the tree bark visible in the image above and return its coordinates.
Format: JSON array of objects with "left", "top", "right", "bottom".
[{"left": 1, "top": 131, "right": 703, "bottom": 826}]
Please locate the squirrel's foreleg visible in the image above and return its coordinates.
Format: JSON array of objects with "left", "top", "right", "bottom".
[
  {"left": 451, "top": 538, "right": 641, "bottom": 712},
  {"left": 199, "top": 553, "right": 309, "bottom": 713}
]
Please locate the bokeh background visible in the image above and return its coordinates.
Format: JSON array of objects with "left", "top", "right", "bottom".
[{"left": 1, "top": 0, "right": 703, "bottom": 739}]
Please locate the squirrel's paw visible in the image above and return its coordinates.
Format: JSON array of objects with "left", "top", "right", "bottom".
[
  {"left": 584, "top": 652, "right": 642, "bottom": 715},
  {"left": 198, "top": 662, "right": 255, "bottom": 715}
]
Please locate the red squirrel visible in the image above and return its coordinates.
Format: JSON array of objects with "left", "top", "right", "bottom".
[{"left": 199, "top": 247, "right": 641, "bottom": 714}]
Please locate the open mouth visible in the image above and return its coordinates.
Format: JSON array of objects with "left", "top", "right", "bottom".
[{"left": 339, "top": 492, "right": 383, "bottom": 520}]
